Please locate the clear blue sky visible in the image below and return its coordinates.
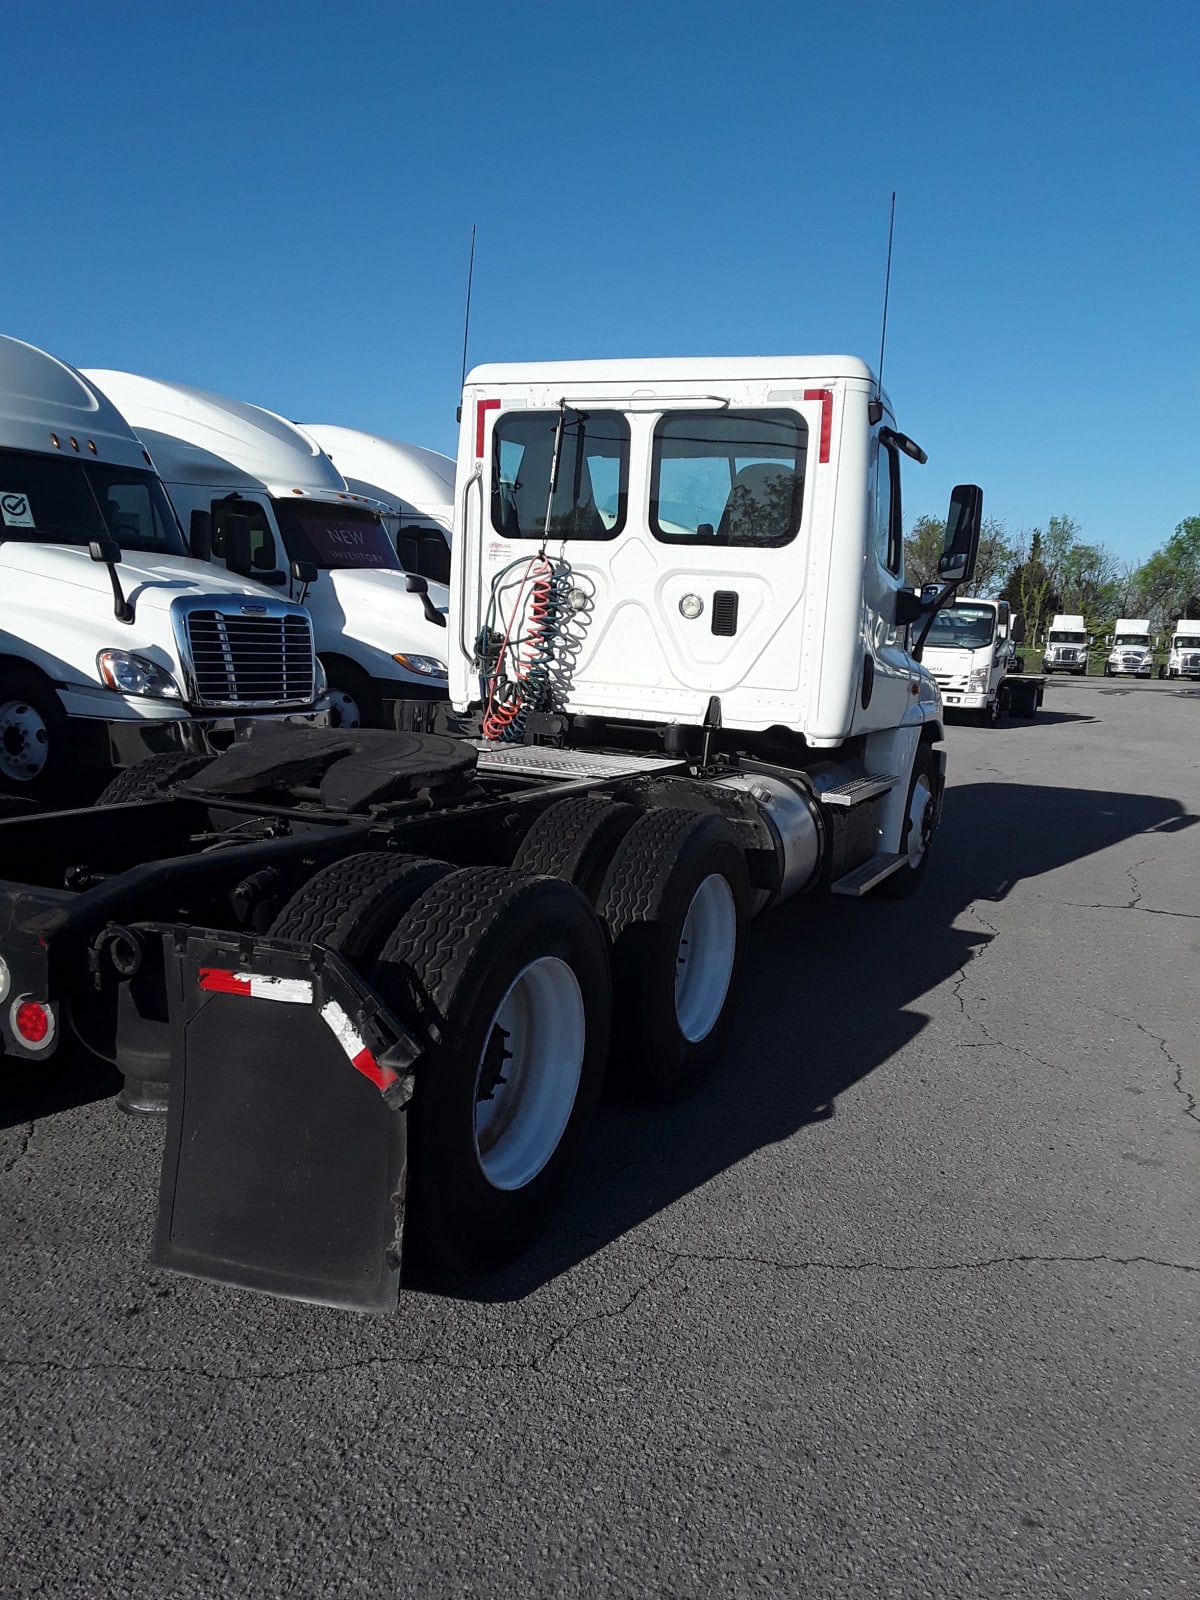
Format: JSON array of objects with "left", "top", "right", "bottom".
[{"left": 5, "top": 0, "right": 1196, "bottom": 565}]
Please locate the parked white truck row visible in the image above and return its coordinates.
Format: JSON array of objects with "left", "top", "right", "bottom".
[{"left": 0, "top": 335, "right": 459, "bottom": 799}]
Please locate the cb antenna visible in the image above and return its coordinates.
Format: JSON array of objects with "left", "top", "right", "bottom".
[
  {"left": 457, "top": 224, "right": 477, "bottom": 416},
  {"left": 870, "top": 191, "right": 896, "bottom": 426}
]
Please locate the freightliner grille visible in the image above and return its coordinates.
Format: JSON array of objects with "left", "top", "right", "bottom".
[{"left": 182, "top": 609, "right": 315, "bottom": 709}]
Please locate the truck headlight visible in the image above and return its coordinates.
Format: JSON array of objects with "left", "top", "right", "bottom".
[
  {"left": 392, "top": 654, "right": 448, "bottom": 678},
  {"left": 968, "top": 665, "right": 991, "bottom": 691},
  {"left": 96, "top": 650, "right": 183, "bottom": 700},
  {"left": 314, "top": 657, "right": 328, "bottom": 695}
]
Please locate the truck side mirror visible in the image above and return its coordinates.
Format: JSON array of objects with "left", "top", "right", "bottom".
[
  {"left": 404, "top": 573, "right": 429, "bottom": 595},
  {"left": 937, "top": 484, "right": 983, "bottom": 585},
  {"left": 190, "top": 509, "right": 212, "bottom": 563},
  {"left": 88, "top": 538, "right": 122, "bottom": 567},
  {"left": 1011, "top": 615, "right": 1026, "bottom": 644},
  {"left": 223, "top": 513, "right": 255, "bottom": 576},
  {"left": 291, "top": 560, "right": 318, "bottom": 586}
]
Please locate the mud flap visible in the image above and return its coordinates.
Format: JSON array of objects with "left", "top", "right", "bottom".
[{"left": 151, "top": 928, "right": 422, "bottom": 1311}]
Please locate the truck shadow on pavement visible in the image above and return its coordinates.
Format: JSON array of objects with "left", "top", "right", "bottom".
[{"left": 462, "top": 780, "right": 1197, "bottom": 1301}]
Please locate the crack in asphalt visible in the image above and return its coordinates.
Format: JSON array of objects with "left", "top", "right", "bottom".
[
  {"left": 1048, "top": 900, "right": 1200, "bottom": 921},
  {"left": 1, "top": 1122, "right": 35, "bottom": 1176},
  {"left": 0, "top": 1274, "right": 665, "bottom": 1388},
  {"left": 1124, "top": 859, "right": 1147, "bottom": 911},
  {"left": 949, "top": 905, "right": 1069, "bottom": 1076},
  {"left": 650, "top": 1247, "right": 1198, "bottom": 1276},
  {"left": 1100, "top": 1007, "right": 1199, "bottom": 1125}
]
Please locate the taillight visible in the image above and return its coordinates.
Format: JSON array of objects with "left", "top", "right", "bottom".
[{"left": 9, "top": 996, "right": 57, "bottom": 1053}]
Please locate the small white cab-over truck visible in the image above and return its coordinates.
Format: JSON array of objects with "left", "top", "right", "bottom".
[
  {"left": 0, "top": 336, "right": 325, "bottom": 801},
  {"left": 918, "top": 595, "right": 1044, "bottom": 722},
  {"left": 0, "top": 352, "right": 983, "bottom": 1307}
]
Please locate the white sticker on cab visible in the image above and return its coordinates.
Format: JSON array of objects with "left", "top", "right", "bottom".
[{"left": 1, "top": 493, "right": 36, "bottom": 528}]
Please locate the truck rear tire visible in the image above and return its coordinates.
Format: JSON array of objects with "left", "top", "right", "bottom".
[
  {"left": 269, "top": 851, "right": 454, "bottom": 962},
  {"left": 596, "top": 809, "right": 750, "bottom": 1102},
  {"left": 512, "top": 795, "right": 642, "bottom": 900},
  {"left": 373, "top": 868, "right": 611, "bottom": 1275},
  {"left": 878, "top": 746, "right": 939, "bottom": 899},
  {"left": 97, "top": 753, "right": 213, "bottom": 804}
]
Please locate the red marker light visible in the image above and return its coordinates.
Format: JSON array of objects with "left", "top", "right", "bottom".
[{"left": 15, "top": 1002, "right": 50, "bottom": 1043}]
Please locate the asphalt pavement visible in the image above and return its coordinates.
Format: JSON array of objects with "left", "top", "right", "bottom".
[{"left": 2, "top": 675, "right": 1197, "bottom": 1598}]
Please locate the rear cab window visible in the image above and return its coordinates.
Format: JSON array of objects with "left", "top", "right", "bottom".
[
  {"left": 650, "top": 410, "right": 807, "bottom": 547},
  {"left": 491, "top": 411, "right": 630, "bottom": 540}
]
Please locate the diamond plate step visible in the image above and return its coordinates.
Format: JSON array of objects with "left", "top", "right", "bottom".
[
  {"left": 816, "top": 773, "right": 898, "bottom": 807},
  {"left": 830, "top": 852, "right": 908, "bottom": 896},
  {"left": 474, "top": 745, "right": 685, "bottom": 781}
]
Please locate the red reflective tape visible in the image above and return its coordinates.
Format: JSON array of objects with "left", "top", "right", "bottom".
[
  {"left": 198, "top": 967, "right": 252, "bottom": 996},
  {"left": 804, "top": 388, "right": 833, "bottom": 463},
  {"left": 350, "top": 1046, "right": 398, "bottom": 1093},
  {"left": 476, "top": 397, "right": 500, "bottom": 458}
]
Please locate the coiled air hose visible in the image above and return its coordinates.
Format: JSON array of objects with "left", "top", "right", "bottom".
[{"left": 477, "top": 553, "right": 577, "bottom": 742}]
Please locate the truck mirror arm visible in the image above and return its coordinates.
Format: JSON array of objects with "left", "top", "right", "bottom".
[
  {"left": 89, "top": 539, "right": 135, "bottom": 625},
  {"left": 910, "top": 581, "right": 960, "bottom": 662}
]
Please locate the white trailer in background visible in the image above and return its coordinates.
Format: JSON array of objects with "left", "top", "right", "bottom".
[
  {"left": 1104, "top": 619, "right": 1154, "bottom": 677},
  {"left": 86, "top": 373, "right": 452, "bottom": 728},
  {"left": 302, "top": 424, "right": 453, "bottom": 586},
  {"left": 0, "top": 336, "right": 323, "bottom": 799}
]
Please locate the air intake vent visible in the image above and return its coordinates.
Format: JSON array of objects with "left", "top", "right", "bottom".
[
  {"left": 182, "top": 609, "right": 315, "bottom": 709},
  {"left": 712, "top": 591, "right": 739, "bottom": 637}
]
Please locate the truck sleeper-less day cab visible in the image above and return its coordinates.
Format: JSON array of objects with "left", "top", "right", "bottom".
[
  {"left": 1161, "top": 619, "right": 1200, "bottom": 679},
  {"left": 1104, "top": 620, "right": 1154, "bottom": 678},
  {"left": 1043, "top": 613, "right": 1089, "bottom": 675},
  {"left": 0, "top": 337, "right": 324, "bottom": 800},
  {"left": 301, "top": 424, "right": 454, "bottom": 588},
  {"left": 84, "top": 373, "right": 452, "bottom": 729},
  {"left": 0, "top": 354, "right": 982, "bottom": 1310},
  {"left": 918, "top": 596, "right": 1044, "bottom": 722}
]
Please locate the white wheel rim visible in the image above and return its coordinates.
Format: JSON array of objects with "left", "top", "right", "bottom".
[
  {"left": 905, "top": 775, "right": 936, "bottom": 868},
  {"left": 0, "top": 699, "right": 50, "bottom": 783},
  {"left": 473, "top": 955, "right": 585, "bottom": 1191},
  {"left": 328, "top": 689, "right": 362, "bottom": 728},
  {"left": 675, "top": 873, "right": 737, "bottom": 1043}
]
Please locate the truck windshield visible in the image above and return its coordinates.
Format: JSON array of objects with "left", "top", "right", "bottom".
[
  {"left": 0, "top": 447, "right": 186, "bottom": 556},
  {"left": 1114, "top": 633, "right": 1151, "bottom": 647},
  {"left": 650, "top": 411, "right": 807, "bottom": 546},
  {"left": 271, "top": 501, "right": 400, "bottom": 570},
  {"left": 1049, "top": 630, "right": 1087, "bottom": 644},
  {"left": 1173, "top": 635, "right": 1198, "bottom": 651},
  {"left": 925, "top": 604, "right": 996, "bottom": 649},
  {"left": 492, "top": 411, "right": 629, "bottom": 541}
]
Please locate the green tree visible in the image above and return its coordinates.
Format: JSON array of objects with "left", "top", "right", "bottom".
[
  {"left": 1000, "top": 528, "right": 1057, "bottom": 641},
  {"left": 1135, "top": 516, "right": 1200, "bottom": 627},
  {"left": 902, "top": 514, "right": 945, "bottom": 588},
  {"left": 903, "top": 514, "right": 1015, "bottom": 593}
]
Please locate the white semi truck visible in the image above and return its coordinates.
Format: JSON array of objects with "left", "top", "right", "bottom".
[
  {"left": 919, "top": 596, "right": 1045, "bottom": 721},
  {"left": 1103, "top": 619, "right": 1154, "bottom": 677},
  {"left": 0, "top": 353, "right": 982, "bottom": 1307},
  {"left": 84, "top": 373, "right": 452, "bottom": 729},
  {"left": 1160, "top": 619, "right": 1200, "bottom": 679},
  {"left": 0, "top": 336, "right": 325, "bottom": 801},
  {"left": 301, "top": 424, "right": 453, "bottom": 587},
  {"left": 1043, "top": 613, "right": 1090, "bottom": 674}
]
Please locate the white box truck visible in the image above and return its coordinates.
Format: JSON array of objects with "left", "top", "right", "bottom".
[
  {"left": 919, "top": 596, "right": 1045, "bottom": 721},
  {"left": 0, "top": 352, "right": 984, "bottom": 1305},
  {"left": 1103, "top": 619, "right": 1154, "bottom": 677},
  {"left": 0, "top": 336, "right": 325, "bottom": 801},
  {"left": 84, "top": 373, "right": 452, "bottom": 729},
  {"left": 1043, "top": 613, "right": 1089, "bottom": 675},
  {"left": 301, "top": 424, "right": 453, "bottom": 587},
  {"left": 1161, "top": 619, "right": 1200, "bottom": 679}
]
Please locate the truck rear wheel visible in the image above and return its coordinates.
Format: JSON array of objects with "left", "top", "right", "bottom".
[
  {"left": 596, "top": 809, "right": 750, "bottom": 1102},
  {"left": 879, "top": 746, "right": 939, "bottom": 900},
  {"left": 96, "top": 753, "right": 213, "bottom": 804},
  {"left": 269, "top": 851, "right": 454, "bottom": 962},
  {"left": 373, "top": 868, "right": 610, "bottom": 1275},
  {"left": 511, "top": 795, "right": 642, "bottom": 900}
]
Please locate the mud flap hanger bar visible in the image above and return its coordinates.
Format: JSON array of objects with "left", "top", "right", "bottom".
[{"left": 159, "top": 924, "right": 425, "bottom": 1107}]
